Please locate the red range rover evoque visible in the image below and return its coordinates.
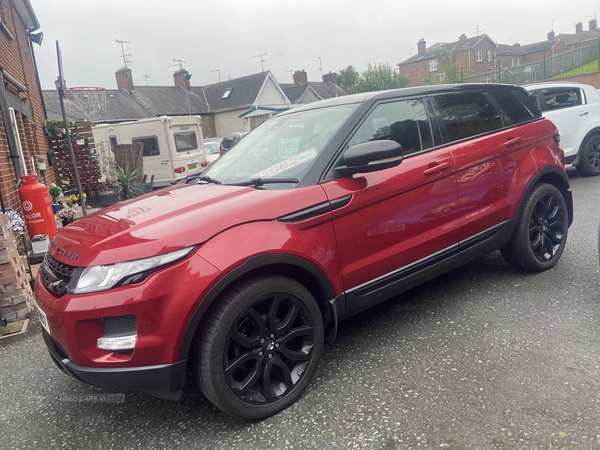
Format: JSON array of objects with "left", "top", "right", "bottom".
[{"left": 36, "top": 84, "right": 573, "bottom": 419}]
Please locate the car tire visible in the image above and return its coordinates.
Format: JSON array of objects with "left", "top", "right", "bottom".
[
  {"left": 576, "top": 134, "right": 600, "bottom": 176},
  {"left": 195, "top": 275, "right": 324, "bottom": 420},
  {"left": 501, "top": 183, "right": 568, "bottom": 271}
]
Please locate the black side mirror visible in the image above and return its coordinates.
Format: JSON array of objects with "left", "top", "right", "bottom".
[{"left": 335, "top": 140, "right": 403, "bottom": 176}]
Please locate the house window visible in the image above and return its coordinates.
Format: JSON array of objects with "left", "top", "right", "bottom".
[
  {"left": 429, "top": 59, "right": 438, "bottom": 72},
  {"left": 487, "top": 50, "right": 492, "bottom": 62},
  {"left": 476, "top": 50, "right": 483, "bottom": 62},
  {"left": 498, "top": 57, "right": 503, "bottom": 68},
  {"left": 222, "top": 88, "right": 232, "bottom": 99},
  {"left": 511, "top": 57, "right": 515, "bottom": 66}
]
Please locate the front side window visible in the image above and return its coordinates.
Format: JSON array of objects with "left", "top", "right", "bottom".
[
  {"left": 487, "top": 50, "right": 493, "bottom": 62},
  {"left": 174, "top": 131, "right": 198, "bottom": 152},
  {"left": 434, "top": 92, "right": 503, "bottom": 142},
  {"left": 132, "top": 136, "right": 160, "bottom": 156},
  {"left": 348, "top": 98, "right": 433, "bottom": 156},
  {"left": 541, "top": 88, "right": 583, "bottom": 110},
  {"left": 429, "top": 59, "right": 438, "bottom": 72},
  {"left": 476, "top": 50, "right": 483, "bottom": 62}
]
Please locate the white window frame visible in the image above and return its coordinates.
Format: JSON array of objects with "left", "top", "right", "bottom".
[
  {"left": 429, "top": 59, "right": 438, "bottom": 72},
  {"left": 476, "top": 50, "right": 483, "bottom": 62},
  {"left": 487, "top": 50, "right": 492, "bottom": 62}
]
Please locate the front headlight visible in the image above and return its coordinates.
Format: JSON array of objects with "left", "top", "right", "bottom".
[{"left": 67, "top": 247, "right": 195, "bottom": 294}]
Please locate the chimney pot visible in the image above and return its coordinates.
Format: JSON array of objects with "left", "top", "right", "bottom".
[
  {"left": 590, "top": 18, "right": 598, "bottom": 30},
  {"left": 417, "top": 38, "right": 427, "bottom": 56},
  {"left": 548, "top": 30, "right": 555, "bottom": 40},
  {"left": 173, "top": 69, "right": 191, "bottom": 90},
  {"left": 458, "top": 34, "right": 467, "bottom": 41},
  {"left": 115, "top": 67, "right": 134, "bottom": 92},
  {"left": 293, "top": 70, "right": 308, "bottom": 85},
  {"left": 575, "top": 21, "right": 583, "bottom": 33},
  {"left": 323, "top": 71, "right": 337, "bottom": 85}
]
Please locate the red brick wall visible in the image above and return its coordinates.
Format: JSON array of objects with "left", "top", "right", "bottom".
[
  {"left": 1, "top": 0, "right": 53, "bottom": 213},
  {"left": 400, "top": 38, "right": 498, "bottom": 86}
]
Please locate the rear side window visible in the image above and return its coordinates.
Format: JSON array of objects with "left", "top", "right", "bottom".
[
  {"left": 541, "top": 88, "right": 584, "bottom": 110},
  {"left": 434, "top": 92, "right": 503, "bottom": 142},
  {"left": 349, "top": 98, "right": 433, "bottom": 156},
  {"left": 490, "top": 90, "right": 539, "bottom": 124},
  {"left": 132, "top": 136, "right": 160, "bottom": 156},
  {"left": 174, "top": 131, "right": 198, "bottom": 153}
]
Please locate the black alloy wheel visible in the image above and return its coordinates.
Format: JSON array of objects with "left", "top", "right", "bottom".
[
  {"left": 501, "top": 183, "right": 568, "bottom": 271},
  {"left": 196, "top": 275, "right": 324, "bottom": 420}
]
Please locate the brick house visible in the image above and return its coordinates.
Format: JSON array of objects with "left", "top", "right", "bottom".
[
  {"left": 398, "top": 34, "right": 498, "bottom": 86},
  {"left": 1, "top": 0, "right": 53, "bottom": 213},
  {"left": 1, "top": 0, "right": 46, "bottom": 325},
  {"left": 554, "top": 18, "right": 600, "bottom": 51}
]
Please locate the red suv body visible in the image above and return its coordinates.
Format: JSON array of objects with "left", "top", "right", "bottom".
[{"left": 36, "top": 84, "right": 573, "bottom": 419}]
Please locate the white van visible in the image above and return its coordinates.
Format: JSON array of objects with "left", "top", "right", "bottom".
[{"left": 92, "top": 116, "right": 208, "bottom": 188}]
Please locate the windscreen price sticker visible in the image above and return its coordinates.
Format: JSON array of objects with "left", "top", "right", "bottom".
[{"left": 255, "top": 147, "right": 318, "bottom": 178}]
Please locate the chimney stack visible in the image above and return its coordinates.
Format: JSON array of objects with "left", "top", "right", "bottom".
[
  {"left": 458, "top": 34, "right": 467, "bottom": 41},
  {"left": 293, "top": 70, "right": 308, "bottom": 85},
  {"left": 323, "top": 71, "right": 337, "bottom": 85},
  {"left": 417, "top": 38, "right": 426, "bottom": 56},
  {"left": 590, "top": 18, "right": 598, "bottom": 30},
  {"left": 575, "top": 21, "right": 583, "bottom": 33},
  {"left": 115, "top": 67, "right": 134, "bottom": 92},
  {"left": 547, "top": 30, "right": 555, "bottom": 40},
  {"left": 173, "top": 69, "right": 192, "bottom": 90}
]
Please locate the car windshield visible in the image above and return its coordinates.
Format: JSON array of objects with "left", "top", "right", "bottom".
[{"left": 200, "top": 105, "right": 354, "bottom": 187}]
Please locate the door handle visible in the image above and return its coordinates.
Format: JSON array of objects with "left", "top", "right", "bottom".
[
  {"left": 504, "top": 137, "right": 524, "bottom": 147},
  {"left": 423, "top": 162, "right": 450, "bottom": 175},
  {"left": 579, "top": 111, "right": 589, "bottom": 116}
]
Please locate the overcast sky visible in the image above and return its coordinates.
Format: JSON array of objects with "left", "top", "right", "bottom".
[{"left": 30, "top": 0, "right": 598, "bottom": 91}]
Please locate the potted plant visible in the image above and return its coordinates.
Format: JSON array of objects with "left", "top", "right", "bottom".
[
  {"left": 48, "top": 185, "right": 63, "bottom": 213},
  {"left": 57, "top": 207, "right": 76, "bottom": 226}
]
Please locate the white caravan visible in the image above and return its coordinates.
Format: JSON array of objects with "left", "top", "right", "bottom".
[{"left": 92, "top": 116, "right": 207, "bottom": 188}]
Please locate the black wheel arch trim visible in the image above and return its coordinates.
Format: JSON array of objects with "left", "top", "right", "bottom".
[
  {"left": 178, "top": 253, "right": 337, "bottom": 361},
  {"left": 518, "top": 166, "right": 573, "bottom": 227}
]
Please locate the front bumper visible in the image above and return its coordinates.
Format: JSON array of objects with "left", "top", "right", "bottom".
[{"left": 42, "top": 328, "right": 186, "bottom": 400}]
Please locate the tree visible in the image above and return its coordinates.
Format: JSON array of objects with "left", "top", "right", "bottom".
[
  {"left": 434, "top": 46, "right": 463, "bottom": 84},
  {"left": 337, "top": 65, "right": 360, "bottom": 94},
  {"left": 355, "top": 62, "right": 409, "bottom": 93}
]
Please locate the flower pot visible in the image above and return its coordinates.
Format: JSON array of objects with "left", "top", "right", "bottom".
[
  {"left": 52, "top": 204, "right": 63, "bottom": 214},
  {"left": 61, "top": 218, "right": 74, "bottom": 227}
]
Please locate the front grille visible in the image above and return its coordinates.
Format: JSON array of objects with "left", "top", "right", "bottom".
[{"left": 40, "top": 253, "right": 77, "bottom": 296}]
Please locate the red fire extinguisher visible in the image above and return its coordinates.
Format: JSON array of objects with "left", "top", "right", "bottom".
[{"left": 18, "top": 174, "right": 58, "bottom": 239}]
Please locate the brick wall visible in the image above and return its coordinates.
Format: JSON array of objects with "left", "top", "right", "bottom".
[
  {"left": 1, "top": 0, "right": 53, "bottom": 214},
  {"left": 0, "top": 215, "right": 34, "bottom": 323}
]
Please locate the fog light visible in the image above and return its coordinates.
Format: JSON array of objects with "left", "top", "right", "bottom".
[
  {"left": 97, "top": 335, "right": 137, "bottom": 351},
  {"left": 98, "top": 314, "right": 137, "bottom": 351}
]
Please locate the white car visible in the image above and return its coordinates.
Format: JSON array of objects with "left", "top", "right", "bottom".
[
  {"left": 203, "top": 138, "right": 222, "bottom": 165},
  {"left": 524, "top": 81, "right": 600, "bottom": 176}
]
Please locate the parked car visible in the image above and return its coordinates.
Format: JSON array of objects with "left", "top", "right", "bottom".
[
  {"left": 35, "top": 84, "right": 573, "bottom": 420},
  {"left": 219, "top": 131, "right": 247, "bottom": 156},
  {"left": 203, "top": 138, "right": 222, "bottom": 165},
  {"left": 524, "top": 81, "right": 600, "bottom": 176}
]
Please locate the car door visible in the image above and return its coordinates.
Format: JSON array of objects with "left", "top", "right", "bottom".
[
  {"left": 431, "top": 90, "right": 528, "bottom": 253},
  {"left": 529, "top": 86, "right": 593, "bottom": 158},
  {"left": 321, "top": 97, "right": 461, "bottom": 315}
]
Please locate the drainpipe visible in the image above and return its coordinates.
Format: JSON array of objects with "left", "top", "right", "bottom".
[{"left": 0, "top": 67, "right": 27, "bottom": 181}]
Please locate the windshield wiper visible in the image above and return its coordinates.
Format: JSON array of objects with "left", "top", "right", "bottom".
[
  {"left": 228, "top": 177, "right": 299, "bottom": 187},
  {"left": 193, "top": 175, "right": 222, "bottom": 185}
]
